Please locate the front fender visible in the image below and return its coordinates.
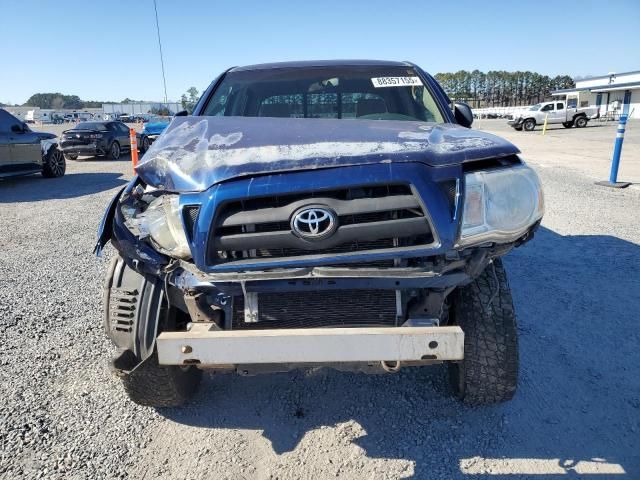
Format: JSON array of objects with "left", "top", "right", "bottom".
[
  {"left": 94, "top": 186, "right": 126, "bottom": 256},
  {"left": 40, "top": 139, "right": 58, "bottom": 157},
  {"left": 94, "top": 182, "right": 169, "bottom": 275}
]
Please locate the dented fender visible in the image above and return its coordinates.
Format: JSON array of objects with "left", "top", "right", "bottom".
[
  {"left": 94, "top": 186, "right": 126, "bottom": 256},
  {"left": 40, "top": 139, "right": 58, "bottom": 157},
  {"left": 94, "top": 183, "right": 169, "bottom": 275}
]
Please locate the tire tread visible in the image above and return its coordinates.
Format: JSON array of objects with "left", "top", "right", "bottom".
[
  {"left": 449, "top": 259, "right": 518, "bottom": 405},
  {"left": 120, "top": 353, "right": 202, "bottom": 407}
]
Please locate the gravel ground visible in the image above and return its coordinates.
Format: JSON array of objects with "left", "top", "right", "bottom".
[{"left": 1, "top": 120, "right": 639, "bottom": 479}]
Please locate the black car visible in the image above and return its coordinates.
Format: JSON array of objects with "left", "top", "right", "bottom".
[
  {"left": 0, "top": 108, "right": 65, "bottom": 178},
  {"left": 59, "top": 121, "right": 131, "bottom": 160}
]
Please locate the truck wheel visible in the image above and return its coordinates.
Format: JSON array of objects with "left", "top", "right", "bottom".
[
  {"left": 120, "top": 352, "right": 202, "bottom": 407},
  {"left": 42, "top": 147, "right": 66, "bottom": 178},
  {"left": 574, "top": 116, "right": 588, "bottom": 128},
  {"left": 523, "top": 119, "right": 536, "bottom": 131},
  {"left": 562, "top": 121, "right": 574, "bottom": 128},
  {"left": 448, "top": 258, "right": 518, "bottom": 405},
  {"left": 64, "top": 153, "right": 78, "bottom": 160},
  {"left": 107, "top": 141, "right": 121, "bottom": 160}
]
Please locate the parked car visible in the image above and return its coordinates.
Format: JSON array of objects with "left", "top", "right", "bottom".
[
  {"left": 96, "top": 60, "right": 543, "bottom": 408},
  {"left": 51, "top": 113, "right": 65, "bottom": 124},
  {"left": 508, "top": 101, "right": 597, "bottom": 131},
  {"left": 59, "top": 121, "right": 131, "bottom": 160},
  {"left": 62, "top": 112, "right": 93, "bottom": 123},
  {"left": 137, "top": 116, "right": 170, "bottom": 153},
  {"left": 0, "top": 108, "right": 65, "bottom": 178}
]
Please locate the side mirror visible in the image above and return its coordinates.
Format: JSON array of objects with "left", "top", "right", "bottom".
[
  {"left": 454, "top": 102, "right": 473, "bottom": 128},
  {"left": 175, "top": 110, "right": 188, "bottom": 117}
]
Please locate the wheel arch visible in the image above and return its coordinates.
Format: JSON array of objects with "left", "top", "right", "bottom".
[{"left": 40, "top": 139, "right": 58, "bottom": 159}]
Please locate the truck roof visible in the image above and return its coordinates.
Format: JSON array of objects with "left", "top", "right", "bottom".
[{"left": 230, "top": 59, "right": 413, "bottom": 72}]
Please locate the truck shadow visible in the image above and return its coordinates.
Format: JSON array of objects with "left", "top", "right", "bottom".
[
  {"left": 0, "top": 172, "right": 127, "bottom": 203},
  {"left": 159, "top": 226, "right": 640, "bottom": 478}
]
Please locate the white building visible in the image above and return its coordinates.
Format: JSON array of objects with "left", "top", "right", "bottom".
[
  {"left": 552, "top": 70, "right": 640, "bottom": 119},
  {"left": 102, "top": 102, "right": 182, "bottom": 118}
]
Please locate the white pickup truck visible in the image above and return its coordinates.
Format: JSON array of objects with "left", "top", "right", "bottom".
[{"left": 508, "top": 100, "right": 598, "bottom": 131}]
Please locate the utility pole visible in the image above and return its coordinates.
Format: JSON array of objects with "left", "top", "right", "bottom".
[{"left": 153, "top": 0, "right": 168, "bottom": 104}]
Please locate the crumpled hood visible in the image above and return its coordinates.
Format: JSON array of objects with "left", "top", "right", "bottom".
[{"left": 136, "top": 116, "right": 520, "bottom": 192}]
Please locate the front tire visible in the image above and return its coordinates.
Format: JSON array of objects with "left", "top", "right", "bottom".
[
  {"left": 574, "top": 116, "right": 588, "bottom": 128},
  {"left": 140, "top": 136, "right": 150, "bottom": 153},
  {"left": 42, "top": 147, "right": 66, "bottom": 178},
  {"left": 448, "top": 258, "right": 518, "bottom": 405},
  {"left": 120, "top": 352, "right": 202, "bottom": 407},
  {"left": 523, "top": 119, "right": 536, "bottom": 131},
  {"left": 107, "top": 141, "right": 121, "bottom": 160}
]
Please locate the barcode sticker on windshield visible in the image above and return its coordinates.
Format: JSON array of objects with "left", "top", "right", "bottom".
[{"left": 371, "top": 77, "right": 423, "bottom": 88}]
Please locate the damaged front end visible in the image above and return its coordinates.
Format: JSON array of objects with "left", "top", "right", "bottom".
[{"left": 97, "top": 152, "right": 542, "bottom": 374}]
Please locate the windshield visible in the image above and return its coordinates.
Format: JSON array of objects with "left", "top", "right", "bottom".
[
  {"left": 202, "top": 66, "right": 444, "bottom": 123},
  {"left": 529, "top": 104, "right": 541, "bottom": 111},
  {"left": 75, "top": 122, "right": 107, "bottom": 130}
]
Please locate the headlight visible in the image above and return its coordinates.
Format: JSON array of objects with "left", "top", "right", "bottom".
[
  {"left": 124, "top": 194, "right": 191, "bottom": 259},
  {"left": 458, "top": 164, "right": 544, "bottom": 246}
]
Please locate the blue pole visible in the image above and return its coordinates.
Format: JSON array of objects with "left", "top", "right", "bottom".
[{"left": 609, "top": 115, "right": 628, "bottom": 184}]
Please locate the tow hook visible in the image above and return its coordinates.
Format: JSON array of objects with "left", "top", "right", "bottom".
[{"left": 381, "top": 360, "right": 401, "bottom": 373}]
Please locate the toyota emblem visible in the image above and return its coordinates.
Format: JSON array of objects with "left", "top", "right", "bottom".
[{"left": 291, "top": 207, "right": 337, "bottom": 239}]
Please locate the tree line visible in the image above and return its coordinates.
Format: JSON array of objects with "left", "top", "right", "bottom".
[
  {"left": 19, "top": 93, "right": 107, "bottom": 109},
  {"left": 434, "top": 70, "right": 575, "bottom": 107}
]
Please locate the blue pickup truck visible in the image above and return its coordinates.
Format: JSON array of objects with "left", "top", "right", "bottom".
[
  {"left": 137, "top": 116, "right": 170, "bottom": 153},
  {"left": 97, "top": 60, "right": 543, "bottom": 408}
]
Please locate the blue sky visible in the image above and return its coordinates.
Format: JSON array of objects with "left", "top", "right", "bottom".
[{"left": 1, "top": 0, "right": 639, "bottom": 104}]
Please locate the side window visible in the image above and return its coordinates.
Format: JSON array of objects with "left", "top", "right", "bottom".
[
  {"left": 567, "top": 98, "right": 578, "bottom": 108},
  {"left": 541, "top": 104, "right": 554, "bottom": 112},
  {"left": 117, "top": 123, "right": 129, "bottom": 134},
  {"left": 556, "top": 103, "right": 564, "bottom": 110},
  {"left": 0, "top": 110, "right": 21, "bottom": 132}
]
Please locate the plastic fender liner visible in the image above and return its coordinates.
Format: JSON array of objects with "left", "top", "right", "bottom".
[{"left": 104, "top": 255, "right": 164, "bottom": 371}]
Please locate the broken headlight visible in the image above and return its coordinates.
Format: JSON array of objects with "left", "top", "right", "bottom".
[
  {"left": 122, "top": 193, "right": 191, "bottom": 259},
  {"left": 458, "top": 164, "right": 544, "bottom": 246}
]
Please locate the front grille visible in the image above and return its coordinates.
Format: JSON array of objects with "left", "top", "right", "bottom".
[
  {"left": 208, "top": 184, "right": 433, "bottom": 265},
  {"left": 232, "top": 289, "right": 399, "bottom": 329},
  {"left": 255, "top": 238, "right": 395, "bottom": 258}
]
